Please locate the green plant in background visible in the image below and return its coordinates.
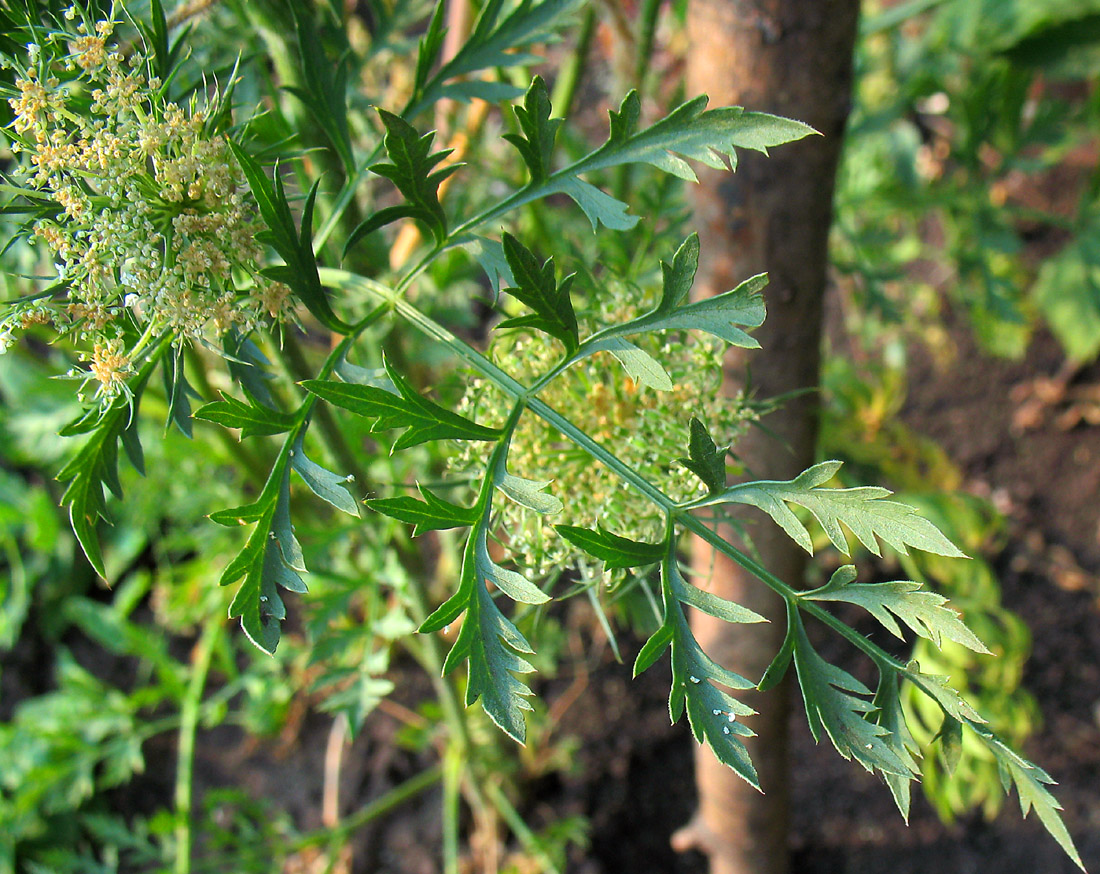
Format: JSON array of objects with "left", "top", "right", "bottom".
[
  {"left": 0, "top": 3, "right": 1087, "bottom": 874},
  {"left": 826, "top": 0, "right": 1100, "bottom": 828},
  {"left": 838, "top": 0, "right": 1100, "bottom": 362}
]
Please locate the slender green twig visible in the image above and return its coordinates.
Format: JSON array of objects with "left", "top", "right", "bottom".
[
  {"left": 550, "top": 6, "right": 597, "bottom": 119},
  {"left": 291, "top": 764, "right": 444, "bottom": 850},
  {"left": 271, "top": 330, "right": 368, "bottom": 484},
  {"left": 174, "top": 616, "right": 222, "bottom": 874},
  {"left": 483, "top": 779, "right": 563, "bottom": 874}
]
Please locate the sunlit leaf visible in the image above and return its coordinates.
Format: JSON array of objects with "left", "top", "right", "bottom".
[
  {"left": 804, "top": 565, "right": 989, "bottom": 652},
  {"left": 704, "top": 460, "right": 966, "bottom": 557}
]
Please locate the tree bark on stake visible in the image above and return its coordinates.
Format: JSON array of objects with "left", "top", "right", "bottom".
[{"left": 671, "top": 3, "right": 860, "bottom": 873}]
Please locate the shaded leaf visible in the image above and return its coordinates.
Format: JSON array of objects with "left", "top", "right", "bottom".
[
  {"left": 230, "top": 142, "right": 347, "bottom": 332},
  {"left": 1031, "top": 239, "right": 1100, "bottom": 362},
  {"left": 873, "top": 668, "right": 921, "bottom": 821},
  {"left": 679, "top": 417, "right": 727, "bottom": 494},
  {"left": 632, "top": 622, "right": 673, "bottom": 676},
  {"left": 438, "top": 79, "right": 526, "bottom": 104},
  {"left": 194, "top": 393, "right": 295, "bottom": 439},
  {"left": 968, "top": 721, "right": 1085, "bottom": 871},
  {"left": 413, "top": 0, "right": 583, "bottom": 113},
  {"left": 367, "top": 486, "right": 480, "bottom": 536},
  {"left": 57, "top": 360, "right": 156, "bottom": 579},
  {"left": 161, "top": 344, "right": 195, "bottom": 437},
  {"left": 447, "top": 578, "right": 536, "bottom": 743},
  {"left": 503, "top": 75, "right": 561, "bottom": 182},
  {"left": 556, "top": 523, "right": 664, "bottom": 570},
  {"left": 286, "top": 3, "right": 354, "bottom": 173},
  {"left": 423, "top": 524, "right": 541, "bottom": 743},
  {"left": 290, "top": 436, "right": 360, "bottom": 517},
  {"left": 224, "top": 332, "right": 277, "bottom": 409},
  {"left": 498, "top": 234, "right": 580, "bottom": 354},
  {"left": 637, "top": 542, "right": 759, "bottom": 788},
  {"left": 903, "top": 663, "right": 986, "bottom": 725},
  {"left": 552, "top": 176, "right": 638, "bottom": 231},
  {"left": 757, "top": 625, "right": 795, "bottom": 692},
  {"left": 791, "top": 611, "right": 917, "bottom": 777},
  {"left": 345, "top": 112, "right": 457, "bottom": 252},
  {"left": 220, "top": 466, "right": 306, "bottom": 654},
  {"left": 587, "top": 336, "right": 673, "bottom": 391},
  {"left": 663, "top": 557, "right": 758, "bottom": 787},
  {"left": 936, "top": 714, "right": 964, "bottom": 776},
  {"left": 303, "top": 356, "right": 499, "bottom": 450},
  {"left": 462, "top": 236, "right": 515, "bottom": 296}
]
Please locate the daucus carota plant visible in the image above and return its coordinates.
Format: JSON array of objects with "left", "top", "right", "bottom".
[{"left": 0, "top": 1, "right": 1085, "bottom": 870}]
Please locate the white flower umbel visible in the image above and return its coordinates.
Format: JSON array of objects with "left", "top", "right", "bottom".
[{"left": 2, "top": 5, "right": 293, "bottom": 400}]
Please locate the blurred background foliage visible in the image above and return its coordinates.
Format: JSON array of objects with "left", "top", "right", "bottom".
[{"left": 1, "top": 0, "right": 1098, "bottom": 871}]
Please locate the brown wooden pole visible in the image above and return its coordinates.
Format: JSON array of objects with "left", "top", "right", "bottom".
[{"left": 672, "top": 3, "right": 860, "bottom": 873}]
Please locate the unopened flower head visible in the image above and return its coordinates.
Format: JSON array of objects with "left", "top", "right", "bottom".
[
  {"left": 452, "top": 282, "right": 755, "bottom": 579},
  {"left": 2, "top": 4, "right": 292, "bottom": 400}
]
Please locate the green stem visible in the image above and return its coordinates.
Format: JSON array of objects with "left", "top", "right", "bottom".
[
  {"left": 550, "top": 6, "right": 597, "bottom": 118},
  {"left": 292, "top": 764, "right": 443, "bottom": 850},
  {"left": 442, "top": 745, "right": 463, "bottom": 874},
  {"left": 174, "top": 617, "right": 222, "bottom": 874},
  {"left": 634, "top": 0, "right": 662, "bottom": 90},
  {"left": 401, "top": 570, "right": 496, "bottom": 859},
  {"left": 272, "top": 330, "right": 368, "bottom": 484},
  {"left": 483, "top": 780, "right": 563, "bottom": 874},
  {"left": 185, "top": 346, "right": 270, "bottom": 485}
]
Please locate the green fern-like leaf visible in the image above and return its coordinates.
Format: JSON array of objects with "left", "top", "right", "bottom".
[
  {"left": 632, "top": 539, "right": 763, "bottom": 788},
  {"left": 230, "top": 142, "right": 346, "bottom": 333},
  {"left": 804, "top": 565, "right": 990, "bottom": 653},
  {"left": 344, "top": 112, "right": 458, "bottom": 252},
  {"left": 57, "top": 356, "right": 158, "bottom": 579},
  {"left": 678, "top": 416, "right": 728, "bottom": 494},
  {"left": 588, "top": 234, "right": 767, "bottom": 348},
  {"left": 213, "top": 465, "right": 307, "bottom": 654},
  {"left": 285, "top": 3, "right": 355, "bottom": 173},
  {"left": 497, "top": 233, "right": 580, "bottom": 354},
  {"left": 503, "top": 76, "right": 562, "bottom": 183},
  {"left": 701, "top": 460, "right": 967, "bottom": 557},
  {"left": 790, "top": 609, "right": 919, "bottom": 778},
  {"left": 367, "top": 486, "right": 480, "bottom": 536},
  {"left": 194, "top": 393, "right": 296, "bottom": 439},
  {"left": 421, "top": 521, "right": 545, "bottom": 743},
  {"left": 412, "top": 0, "right": 582, "bottom": 114},
  {"left": 303, "top": 355, "right": 500, "bottom": 451}
]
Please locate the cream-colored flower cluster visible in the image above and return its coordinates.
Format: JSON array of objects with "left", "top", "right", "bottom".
[
  {"left": 454, "top": 290, "right": 755, "bottom": 579},
  {"left": 1, "top": 6, "right": 292, "bottom": 399}
]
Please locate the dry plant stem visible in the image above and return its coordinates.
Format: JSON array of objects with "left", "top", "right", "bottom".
[
  {"left": 167, "top": 0, "right": 218, "bottom": 30},
  {"left": 323, "top": 713, "right": 349, "bottom": 827},
  {"left": 436, "top": 0, "right": 474, "bottom": 133},
  {"left": 677, "top": 2, "right": 860, "bottom": 873}
]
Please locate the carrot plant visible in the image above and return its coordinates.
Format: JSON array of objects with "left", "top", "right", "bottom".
[{"left": 0, "top": 1, "right": 1085, "bottom": 871}]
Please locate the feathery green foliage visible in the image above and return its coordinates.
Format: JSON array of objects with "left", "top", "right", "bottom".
[{"left": 0, "top": 2, "right": 1085, "bottom": 871}]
